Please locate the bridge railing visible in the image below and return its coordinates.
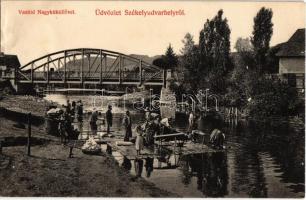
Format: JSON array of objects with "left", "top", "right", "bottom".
[{"left": 17, "top": 70, "right": 163, "bottom": 82}]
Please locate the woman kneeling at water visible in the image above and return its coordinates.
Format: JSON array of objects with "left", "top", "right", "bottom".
[{"left": 210, "top": 128, "right": 225, "bottom": 149}]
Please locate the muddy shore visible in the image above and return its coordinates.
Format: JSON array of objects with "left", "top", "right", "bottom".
[{"left": 0, "top": 95, "right": 176, "bottom": 197}]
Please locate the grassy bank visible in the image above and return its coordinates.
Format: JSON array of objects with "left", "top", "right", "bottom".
[
  {"left": 0, "top": 95, "right": 176, "bottom": 197},
  {"left": 0, "top": 95, "right": 53, "bottom": 117},
  {"left": 0, "top": 139, "right": 174, "bottom": 197}
]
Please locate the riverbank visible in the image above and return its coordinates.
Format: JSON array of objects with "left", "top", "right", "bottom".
[
  {"left": 0, "top": 95, "right": 53, "bottom": 117},
  {"left": 0, "top": 95, "right": 176, "bottom": 197}
]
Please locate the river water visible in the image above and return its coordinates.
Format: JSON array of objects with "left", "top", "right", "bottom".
[{"left": 44, "top": 94, "right": 305, "bottom": 198}]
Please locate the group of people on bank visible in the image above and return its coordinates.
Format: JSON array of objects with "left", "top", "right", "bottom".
[
  {"left": 46, "top": 99, "right": 84, "bottom": 144},
  {"left": 127, "top": 107, "right": 177, "bottom": 155},
  {"left": 65, "top": 99, "right": 84, "bottom": 123},
  {"left": 89, "top": 105, "right": 113, "bottom": 136},
  {"left": 88, "top": 106, "right": 225, "bottom": 154},
  {"left": 47, "top": 98, "right": 225, "bottom": 152}
]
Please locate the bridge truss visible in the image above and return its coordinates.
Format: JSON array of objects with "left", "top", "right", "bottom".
[{"left": 17, "top": 48, "right": 165, "bottom": 86}]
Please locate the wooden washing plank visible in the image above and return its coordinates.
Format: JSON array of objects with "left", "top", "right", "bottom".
[
  {"left": 154, "top": 132, "right": 186, "bottom": 139},
  {"left": 107, "top": 139, "right": 154, "bottom": 160}
]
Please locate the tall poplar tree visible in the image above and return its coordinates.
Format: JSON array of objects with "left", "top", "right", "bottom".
[
  {"left": 198, "top": 9, "right": 231, "bottom": 93},
  {"left": 251, "top": 7, "right": 273, "bottom": 74},
  {"left": 180, "top": 33, "right": 200, "bottom": 91}
]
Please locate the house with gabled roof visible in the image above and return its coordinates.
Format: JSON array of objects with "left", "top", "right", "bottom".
[{"left": 276, "top": 28, "right": 305, "bottom": 94}]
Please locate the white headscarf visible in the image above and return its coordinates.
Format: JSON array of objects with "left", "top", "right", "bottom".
[{"left": 161, "top": 118, "right": 170, "bottom": 127}]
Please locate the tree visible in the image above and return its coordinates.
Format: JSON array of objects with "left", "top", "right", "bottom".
[
  {"left": 234, "top": 37, "right": 253, "bottom": 53},
  {"left": 165, "top": 44, "right": 178, "bottom": 70},
  {"left": 152, "top": 44, "right": 178, "bottom": 70},
  {"left": 179, "top": 33, "right": 201, "bottom": 91},
  {"left": 198, "top": 9, "right": 231, "bottom": 94},
  {"left": 265, "top": 43, "right": 283, "bottom": 73},
  {"left": 228, "top": 37, "right": 255, "bottom": 106},
  {"left": 152, "top": 56, "right": 167, "bottom": 69},
  {"left": 180, "top": 33, "right": 195, "bottom": 55},
  {"left": 234, "top": 37, "right": 255, "bottom": 70},
  {"left": 251, "top": 7, "right": 273, "bottom": 74}
]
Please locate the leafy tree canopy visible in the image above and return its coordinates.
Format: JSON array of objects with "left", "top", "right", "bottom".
[{"left": 198, "top": 9, "right": 231, "bottom": 93}]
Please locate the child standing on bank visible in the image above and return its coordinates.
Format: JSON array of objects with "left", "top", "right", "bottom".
[{"left": 135, "top": 125, "right": 144, "bottom": 156}]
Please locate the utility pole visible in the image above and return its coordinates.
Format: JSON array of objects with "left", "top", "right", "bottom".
[{"left": 27, "top": 113, "right": 32, "bottom": 156}]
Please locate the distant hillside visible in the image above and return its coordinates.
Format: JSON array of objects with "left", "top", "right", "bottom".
[
  {"left": 129, "top": 54, "right": 161, "bottom": 64},
  {"left": 64, "top": 54, "right": 161, "bottom": 72}
]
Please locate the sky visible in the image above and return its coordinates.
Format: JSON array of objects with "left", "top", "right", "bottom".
[{"left": 1, "top": 1, "right": 305, "bottom": 65}]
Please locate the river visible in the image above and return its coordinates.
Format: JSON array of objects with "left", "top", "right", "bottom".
[{"left": 44, "top": 94, "right": 305, "bottom": 198}]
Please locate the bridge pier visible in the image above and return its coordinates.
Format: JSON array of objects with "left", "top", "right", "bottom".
[
  {"left": 139, "top": 60, "right": 142, "bottom": 86},
  {"left": 163, "top": 69, "right": 167, "bottom": 88}
]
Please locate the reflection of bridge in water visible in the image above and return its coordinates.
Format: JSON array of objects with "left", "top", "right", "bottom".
[
  {"left": 14, "top": 48, "right": 165, "bottom": 90},
  {"left": 43, "top": 88, "right": 126, "bottom": 95}
]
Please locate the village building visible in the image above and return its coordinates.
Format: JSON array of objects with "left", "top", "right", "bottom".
[
  {"left": 0, "top": 53, "right": 20, "bottom": 79},
  {"left": 276, "top": 28, "right": 305, "bottom": 94}
]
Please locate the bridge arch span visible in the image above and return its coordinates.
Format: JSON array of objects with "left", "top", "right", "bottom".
[{"left": 17, "top": 48, "right": 165, "bottom": 86}]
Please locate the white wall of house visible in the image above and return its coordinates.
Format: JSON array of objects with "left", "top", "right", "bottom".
[{"left": 279, "top": 57, "right": 305, "bottom": 74}]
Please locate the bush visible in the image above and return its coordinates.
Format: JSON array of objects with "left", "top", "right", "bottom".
[
  {"left": 248, "top": 77, "right": 301, "bottom": 118},
  {"left": 168, "top": 79, "right": 186, "bottom": 101}
]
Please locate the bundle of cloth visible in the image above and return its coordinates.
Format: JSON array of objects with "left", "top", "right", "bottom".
[{"left": 81, "top": 137, "right": 101, "bottom": 154}]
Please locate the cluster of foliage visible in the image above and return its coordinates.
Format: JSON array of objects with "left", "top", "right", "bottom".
[
  {"left": 179, "top": 10, "right": 232, "bottom": 95},
  {"left": 152, "top": 44, "right": 185, "bottom": 99},
  {"left": 153, "top": 44, "right": 178, "bottom": 70},
  {"left": 248, "top": 77, "right": 303, "bottom": 117},
  {"left": 226, "top": 5, "right": 303, "bottom": 118},
  {"left": 198, "top": 10, "right": 231, "bottom": 94},
  {"left": 154, "top": 10, "right": 231, "bottom": 95},
  {"left": 156, "top": 7, "right": 302, "bottom": 118},
  {"left": 225, "top": 37, "right": 255, "bottom": 107},
  {"left": 227, "top": 7, "right": 302, "bottom": 118},
  {"left": 180, "top": 33, "right": 200, "bottom": 92},
  {"left": 251, "top": 7, "right": 274, "bottom": 74}
]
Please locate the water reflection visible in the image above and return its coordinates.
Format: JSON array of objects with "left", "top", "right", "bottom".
[
  {"left": 134, "top": 158, "right": 144, "bottom": 177},
  {"left": 179, "top": 152, "right": 228, "bottom": 197},
  {"left": 45, "top": 94, "right": 304, "bottom": 197},
  {"left": 155, "top": 147, "right": 172, "bottom": 168},
  {"left": 121, "top": 156, "right": 154, "bottom": 178},
  {"left": 122, "top": 157, "right": 132, "bottom": 171},
  {"left": 225, "top": 120, "right": 304, "bottom": 197},
  {"left": 145, "top": 157, "right": 154, "bottom": 177}
]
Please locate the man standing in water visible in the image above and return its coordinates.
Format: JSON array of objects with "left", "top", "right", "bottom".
[
  {"left": 188, "top": 111, "right": 195, "bottom": 133},
  {"left": 66, "top": 99, "right": 71, "bottom": 114},
  {"left": 106, "top": 105, "right": 113, "bottom": 134},
  {"left": 123, "top": 110, "right": 132, "bottom": 141},
  {"left": 90, "top": 108, "right": 99, "bottom": 136},
  {"left": 76, "top": 100, "right": 83, "bottom": 123}
]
